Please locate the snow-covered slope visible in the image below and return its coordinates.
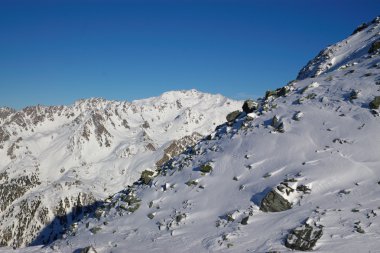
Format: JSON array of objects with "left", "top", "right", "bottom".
[
  {"left": 2, "top": 17, "right": 380, "bottom": 253},
  {"left": 0, "top": 89, "right": 242, "bottom": 247},
  {"left": 297, "top": 16, "right": 380, "bottom": 80}
]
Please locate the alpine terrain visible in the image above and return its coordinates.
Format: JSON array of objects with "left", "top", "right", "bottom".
[
  {"left": 0, "top": 90, "right": 242, "bottom": 248},
  {"left": 2, "top": 16, "right": 380, "bottom": 252}
]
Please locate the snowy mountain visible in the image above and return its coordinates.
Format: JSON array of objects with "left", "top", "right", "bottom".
[
  {"left": 0, "top": 89, "right": 242, "bottom": 248},
  {"left": 2, "top": 16, "right": 380, "bottom": 253}
]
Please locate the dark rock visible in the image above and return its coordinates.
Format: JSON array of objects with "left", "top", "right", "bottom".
[
  {"left": 241, "top": 216, "right": 249, "bottom": 225},
  {"left": 285, "top": 221, "right": 323, "bottom": 251},
  {"left": 272, "top": 115, "right": 285, "bottom": 133},
  {"left": 242, "top": 99, "right": 258, "bottom": 113},
  {"left": 349, "top": 90, "right": 360, "bottom": 100},
  {"left": 369, "top": 40, "right": 380, "bottom": 54},
  {"left": 369, "top": 96, "right": 380, "bottom": 109},
  {"left": 140, "top": 170, "right": 155, "bottom": 185},
  {"left": 297, "top": 185, "right": 311, "bottom": 194},
  {"left": 352, "top": 23, "right": 368, "bottom": 34},
  {"left": 200, "top": 163, "right": 213, "bottom": 173},
  {"left": 260, "top": 190, "right": 292, "bottom": 212},
  {"left": 226, "top": 110, "right": 241, "bottom": 122}
]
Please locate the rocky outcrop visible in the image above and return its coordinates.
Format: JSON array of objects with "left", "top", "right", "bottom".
[
  {"left": 260, "top": 181, "right": 310, "bottom": 212},
  {"left": 156, "top": 132, "right": 203, "bottom": 167},
  {"left": 242, "top": 99, "right": 258, "bottom": 113},
  {"left": 285, "top": 219, "right": 323, "bottom": 251}
]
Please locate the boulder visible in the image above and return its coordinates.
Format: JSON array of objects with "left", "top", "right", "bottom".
[
  {"left": 349, "top": 89, "right": 360, "bottom": 101},
  {"left": 200, "top": 163, "right": 213, "bottom": 173},
  {"left": 140, "top": 170, "right": 155, "bottom": 185},
  {"left": 260, "top": 190, "right": 292, "bottom": 212},
  {"left": 226, "top": 110, "right": 241, "bottom": 122},
  {"left": 369, "top": 40, "right": 380, "bottom": 54},
  {"left": 285, "top": 221, "right": 323, "bottom": 251},
  {"left": 242, "top": 99, "right": 258, "bottom": 113},
  {"left": 241, "top": 216, "right": 249, "bottom": 225},
  {"left": 293, "top": 111, "right": 304, "bottom": 121},
  {"left": 369, "top": 96, "right": 380, "bottom": 109},
  {"left": 272, "top": 115, "right": 285, "bottom": 132}
]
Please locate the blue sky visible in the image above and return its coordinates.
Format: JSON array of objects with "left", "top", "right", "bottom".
[{"left": 1, "top": 0, "right": 379, "bottom": 109}]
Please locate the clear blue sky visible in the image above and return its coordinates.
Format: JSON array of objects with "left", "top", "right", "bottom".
[{"left": 1, "top": 0, "right": 379, "bottom": 109}]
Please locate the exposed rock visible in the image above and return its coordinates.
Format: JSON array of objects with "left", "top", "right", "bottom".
[
  {"left": 200, "top": 163, "right": 213, "bottom": 173},
  {"left": 242, "top": 99, "right": 258, "bottom": 113},
  {"left": 285, "top": 219, "right": 323, "bottom": 251},
  {"left": 352, "top": 23, "right": 368, "bottom": 34},
  {"left": 226, "top": 110, "right": 241, "bottom": 123},
  {"left": 156, "top": 132, "right": 202, "bottom": 167},
  {"left": 241, "top": 216, "right": 249, "bottom": 225},
  {"left": 293, "top": 111, "right": 304, "bottom": 121},
  {"left": 369, "top": 96, "right": 380, "bottom": 109},
  {"left": 140, "top": 170, "right": 155, "bottom": 185},
  {"left": 349, "top": 89, "right": 360, "bottom": 101},
  {"left": 260, "top": 181, "right": 310, "bottom": 212},
  {"left": 369, "top": 40, "right": 380, "bottom": 54},
  {"left": 260, "top": 189, "right": 292, "bottom": 212},
  {"left": 271, "top": 115, "right": 285, "bottom": 133}
]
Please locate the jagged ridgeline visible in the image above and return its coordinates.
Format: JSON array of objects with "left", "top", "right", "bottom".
[
  {"left": 0, "top": 90, "right": 242, "bottom": 248},
  {"left": 1, "top": 16, "right": 380, "bottom": 253}
]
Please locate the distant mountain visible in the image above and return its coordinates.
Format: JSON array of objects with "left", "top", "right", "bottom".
[
  {"left": 2, "top": 16, "right": 380, "bottom": 253},
  {"left": 0, "top": 89, "right": 242, "bottom": 247}
]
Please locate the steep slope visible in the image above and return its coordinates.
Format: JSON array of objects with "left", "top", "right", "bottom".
[
  {"left": 297, "top": 16, "right": 380, "bottom": 80},
  {"left": 0, "top": 90, "right": 242, "bottom": 247},
  {"left": 2, "top": 17, "right": 380, "bottom": 253}
]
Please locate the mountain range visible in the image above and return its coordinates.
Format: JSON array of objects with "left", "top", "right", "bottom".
[{"left": 1, "top": 16, "right": 380, "bottom": 253}]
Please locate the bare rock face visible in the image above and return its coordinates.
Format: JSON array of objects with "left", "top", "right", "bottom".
[{"left": 156, "top": 132, "right": 203, "bottom": 167}]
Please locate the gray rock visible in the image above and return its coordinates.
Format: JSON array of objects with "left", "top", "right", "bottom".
[
  {"left": 285, "top": 221, "right": 323, "bottom": 251},
  {"left": 226, "top": 110, "right": 241, "bottom": 122},
  {"left": 272, "top": 115, "right": 285, "bottom": 133},
  {"left": 260, "top": 190, "right": 292, "bottom": 212},
  {"left": 242, "top": 99, "right": 258, "bottom": 113}
]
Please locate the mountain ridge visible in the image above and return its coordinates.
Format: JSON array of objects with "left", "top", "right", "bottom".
[
  {"left": 0, "top": 89, "right": 242, "bottom": 247},
  {"left": 1, "top": 16, "right": 380, "bottom": 252}
]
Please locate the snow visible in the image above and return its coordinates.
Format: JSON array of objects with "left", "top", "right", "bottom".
[
  {"left": 0, "top": 90, "right": 241, "bottom": 248},
  {"left": 1, "top": 17, "right": 380, "bottom": 253}
]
